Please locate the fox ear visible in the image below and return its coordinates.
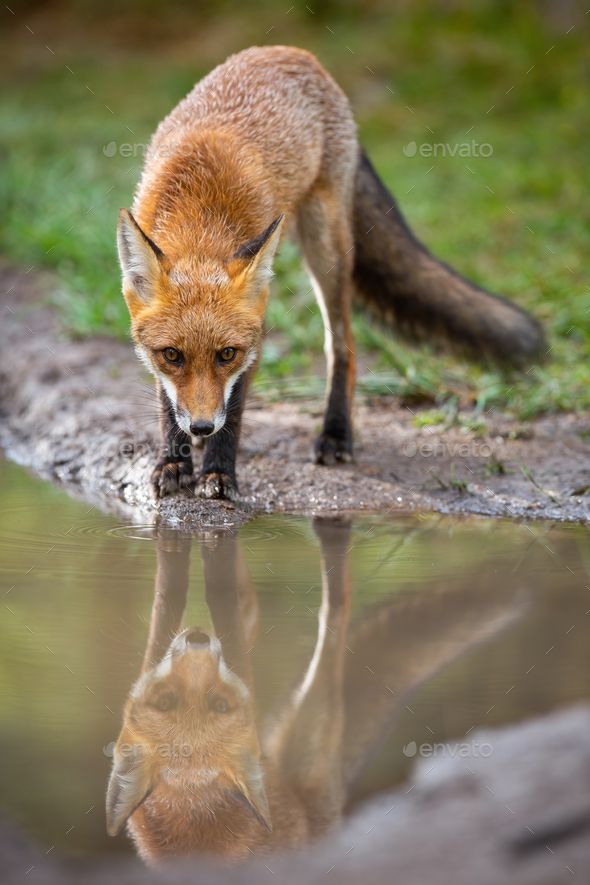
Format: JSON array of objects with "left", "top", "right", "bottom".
[
  {"left": 106, "top": 744, "right": 153, "bottom": 837},
  {"left": 228, "top": 214, "right": 284, "bottom": 295},
  {"left": 117, "top": 208, "right": 165, "bottom": 306},
  {"left": 230, "top": 751, "right": 272, "bottom": 832}
]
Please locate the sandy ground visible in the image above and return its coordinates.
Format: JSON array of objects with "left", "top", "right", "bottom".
[{"left": 1, "top": 263, "right": 589, "bottom": 528}]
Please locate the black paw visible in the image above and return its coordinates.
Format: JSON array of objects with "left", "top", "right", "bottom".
[
  {"left": 314, "top": 432, "right": 353, "bottom": 466},
  {"left": 152, "top": 459, "right": 194, "bottom": 499},
  {"left": 195, "top": 471, "right": 239, "bottom": 502}
]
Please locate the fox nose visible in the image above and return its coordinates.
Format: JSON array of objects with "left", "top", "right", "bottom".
[
  {"left": 185, "top": 628, "right": 210, "bottom": 648},
  {"left": 190, "top": 420, "right": 215, "bottom": 437}
]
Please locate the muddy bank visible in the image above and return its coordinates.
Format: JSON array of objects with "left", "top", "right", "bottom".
[
  {"left": 4, "top": 705, "right": 590, "bottom": 884},
  {"left": 1, "top": 264, "right": 589, "bottom": 527}
]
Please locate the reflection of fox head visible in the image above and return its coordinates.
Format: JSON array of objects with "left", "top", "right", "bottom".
[
  {"left": 116, "top": 209, "right": 283, "bottom": 438},
  {"left": 106, "top": 627, "right": 270, "bottom": 858}
]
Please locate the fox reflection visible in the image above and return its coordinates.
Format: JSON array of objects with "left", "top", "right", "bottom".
[
  {"left": 106, "top": 521, "right": 521, "bottom": 863},
  {"left": 107, "top": 626, "right": 276, "bottom": 859}
]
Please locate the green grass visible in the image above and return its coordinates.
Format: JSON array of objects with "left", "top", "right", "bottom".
[{"left": 1, "top": 1, "right": 589, "bottom": 418}]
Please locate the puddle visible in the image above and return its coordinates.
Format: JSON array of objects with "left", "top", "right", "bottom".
[{"left": 0, "top": 458, "right": 589, "bottom": 861}]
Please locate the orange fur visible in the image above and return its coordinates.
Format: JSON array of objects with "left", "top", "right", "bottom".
[
  {"left": 117, "top": 44, "right": 543, "bottom": 498},
  {"left": 107, "top": 629, "right": 310, "bottom": 863},
  {"left": 106, "top": 522, "right": 352, "bottom": 865},
  {"left": 117, "top": 46, "right": 359, "bottom": 479}
]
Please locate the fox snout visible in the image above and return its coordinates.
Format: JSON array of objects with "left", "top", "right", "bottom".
[
  {"left": 184, "top": 627, "right": 212, "bottom": 646},
  {"left": 168, "top": 627, "right": 223, "bottom": 673},
  {"left": 171, "top": 626, "right": 220, "bottom": 655},
  {"left": 190, "top": 420, "right": 216, "bottom": 438},
  {"left": 171, "top": 394, "right": 227, "bottom": 439}
]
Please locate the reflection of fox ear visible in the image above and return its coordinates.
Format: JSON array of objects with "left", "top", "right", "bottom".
[
  {"left": 106, "top": 744, "right": 153, "bottom": 837},
  {"left": 227, "top": 214, "right": 284, "bottom": 297},
  {"left": 230, "top": 751, "right": 272, "bottom": 832}
]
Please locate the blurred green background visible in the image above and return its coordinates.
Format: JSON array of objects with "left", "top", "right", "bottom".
[{"left": 1, "top": 0, "right": 589, "bottom": 419}]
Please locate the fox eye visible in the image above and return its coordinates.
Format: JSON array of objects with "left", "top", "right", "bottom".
[
  {"left": 209, "top": 695, "right": 230, "bottom": 714},
  {"left": 218, "top": 347, "right": 237, "bottom": 364},
  {"left": 149, "top": 691, "right": 177, "bottom": 712},
  {"left": 162, "top": 347, "right": 182, "bottom": 364}
]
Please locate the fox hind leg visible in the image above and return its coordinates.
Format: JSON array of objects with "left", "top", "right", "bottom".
[{"left": 297, "top": 188, "right": 356, "bottom": 465}]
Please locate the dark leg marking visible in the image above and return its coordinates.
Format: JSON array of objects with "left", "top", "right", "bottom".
[
  {"left": 315, "top": 358, "right": 354, "bottom": 465},
  {"left": 152, "top": 383, "right": 194, "bottom": 499},
  {"left": 195, "top": 375, "right": 246, "bottom": 502}
]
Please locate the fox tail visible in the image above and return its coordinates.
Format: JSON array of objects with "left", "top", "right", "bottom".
[{"left": 352, "top": 150, "right": 545, "bottom": 366}]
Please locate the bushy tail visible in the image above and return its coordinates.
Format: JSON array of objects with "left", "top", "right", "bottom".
[{"left": 352, "top": 150, "right": 545, "bottom": 366}]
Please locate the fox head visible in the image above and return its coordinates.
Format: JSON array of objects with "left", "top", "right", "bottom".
[
  {"left": 116, "top": 209, "right": 284, "bottom": 437},
  {"left": 105, "top": 626, "right": 270, "bottom": 840}
]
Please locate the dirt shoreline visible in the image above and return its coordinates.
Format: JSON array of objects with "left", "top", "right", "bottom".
[{"left": 1, "top": 263, "right": 589, "bottom": 527}]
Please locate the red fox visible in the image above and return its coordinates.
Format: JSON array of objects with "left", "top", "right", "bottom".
[
  {"left": 117, "top": 45, "right": 544, "bottom": 502},
  {"left": 106, "top": 522, "right": 523, "bottom": 864}
]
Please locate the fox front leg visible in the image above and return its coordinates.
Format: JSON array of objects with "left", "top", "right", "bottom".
[
  {"left": 152, "top": 382, "right": 194, "bottom": 498},
  {"left": 194, "top": 374, "right": 246, "bottom": 502}
]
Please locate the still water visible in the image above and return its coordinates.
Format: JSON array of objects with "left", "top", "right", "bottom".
[{"left": 0, "top": 459, "right": 589, "bottom": 860}]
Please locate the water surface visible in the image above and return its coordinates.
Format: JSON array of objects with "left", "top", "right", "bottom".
[{"left": 0, "top": 459, "right": 589, "bottom": 858}]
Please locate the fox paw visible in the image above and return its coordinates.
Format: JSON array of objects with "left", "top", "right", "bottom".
[
  {"left": 314, "top": 432, "right": 353, "bottom": 466},
  {"left": 152, "top": 459, "right": 194, "bottom": 499},
  {"left": 195, "top": 471, "right": 239, "bottom": 502}
]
